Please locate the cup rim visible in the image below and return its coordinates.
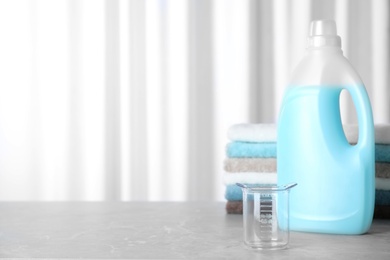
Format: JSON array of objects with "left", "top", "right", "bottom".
[{"left": 236, "top": 182, "right": 297, "bottom": 192}]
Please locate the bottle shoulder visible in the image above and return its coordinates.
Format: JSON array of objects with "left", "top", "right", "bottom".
[{"left": 290, "top": 50, "right": 363, "bottom": 86}]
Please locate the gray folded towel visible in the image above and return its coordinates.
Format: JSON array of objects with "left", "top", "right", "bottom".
[{"left": 224, "top": 158, "right": 277, "bottom": 172}]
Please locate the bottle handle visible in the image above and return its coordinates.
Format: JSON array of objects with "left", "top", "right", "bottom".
[{"left": 344, "top": 84, "right": 374, "bottom": 148}]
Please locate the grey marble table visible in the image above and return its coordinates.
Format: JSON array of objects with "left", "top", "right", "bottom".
[{"left": 0, "top": 202, "right": 389, "bottom": 259}]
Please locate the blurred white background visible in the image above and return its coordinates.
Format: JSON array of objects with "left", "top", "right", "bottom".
[{"left": 0, "top": 0, "right": 388, "bottom": 201}]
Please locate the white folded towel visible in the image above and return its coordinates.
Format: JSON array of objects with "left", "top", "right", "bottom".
[
  {"left": 227, "top": 124, "right": 277, "bottom": 143},
  {"left": 344, "top": 124, "right": 390, "bottom": 144},
  {"left": 228, "top": 123, "right": 390, "bottom": 144},
  {"left": 223, "top": 172, "right": 277, "bottom": 185}
]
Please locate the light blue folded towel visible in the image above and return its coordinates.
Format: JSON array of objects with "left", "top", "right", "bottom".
[
  {"left": 376, "top": 190, "right": 390, "bottom": 205},
  {"left": 226, "top": 142, "right": 276, "bottom": 158},
  {"left": 225, "top": 184, "right": 244, "bottom": 201},
  {"left": 226, "top": 142, "right": 390, "bottom": 161},
  {"left": 376, "top": 144, "right": 390, "bottom": 163}
]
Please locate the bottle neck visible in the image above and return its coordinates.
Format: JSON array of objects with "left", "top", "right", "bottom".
[{"left": 307, "top": 35, "right": 341, "bottom": 49}]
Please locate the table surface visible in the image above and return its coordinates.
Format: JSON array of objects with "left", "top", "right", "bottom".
[{"left": 0, "top": 202, "right": 389, "bottom": 259}]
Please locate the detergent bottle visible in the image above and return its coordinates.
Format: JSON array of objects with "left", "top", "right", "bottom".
[{"left": 277, "top": 20, "right": 375, "bottom": 234}]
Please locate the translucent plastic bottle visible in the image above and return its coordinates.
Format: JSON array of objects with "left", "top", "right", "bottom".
[{"left": 277, "top": 20, "right": 375, "bottom": 234}]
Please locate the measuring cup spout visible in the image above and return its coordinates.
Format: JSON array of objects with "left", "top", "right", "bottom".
[
  {"left": 236, "top": 183, "right": 248, "bottom": 189},
  {"left": 284, "top": 183, "right": 298, "bottom": 190}
]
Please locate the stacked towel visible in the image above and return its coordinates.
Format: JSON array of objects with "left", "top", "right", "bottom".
[
  {"left": 345, "top": 124, "right": 390, "bottom": 219},
  {"left": 223, "top": 123, "right": 390, "bottom": 218},
  {"left": 224, "top": 124, "right": 277, "bottom": 214}
]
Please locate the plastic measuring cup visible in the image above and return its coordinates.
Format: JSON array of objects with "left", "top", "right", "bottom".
[{"left": 237, "top": 183, "right": 297, "bottom": 250}]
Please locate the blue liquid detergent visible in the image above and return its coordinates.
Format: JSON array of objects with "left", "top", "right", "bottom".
[{"left": 277, "top": 84, "right": 375, "bottom": 234}]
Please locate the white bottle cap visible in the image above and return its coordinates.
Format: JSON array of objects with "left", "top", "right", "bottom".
[{"left": 307, "top": 20, "right": 341, "bottom": 48}]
